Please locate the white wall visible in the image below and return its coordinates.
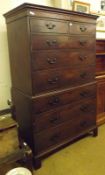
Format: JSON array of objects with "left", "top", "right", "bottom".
[
  {"left": 11, "top": 0, "right": 52, "bottom": 7},
  {"left": 0, "top": 0, "right": 12, "bottom": 110},
  {"left": 0, "top": 0, "right": 104, "bottom": 109},
  {"left": 55, "top": 0, "right": 101, "bottom": 12}
]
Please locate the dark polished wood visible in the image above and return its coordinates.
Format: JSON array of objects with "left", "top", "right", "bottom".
[
  {"left": 33, "top": 98, "right": 96, "bottom": 133},
  {"left": 30, "top": 18, "right": 68, "bottom": 33},
  {"left": 32, "top": 82, "right": 96, "bottom": 114},
  {"left": 4, "top": 3, "right": 98, "bottom": 169},
  {"left": 35, "top": 111, "right": 96, "bottom": 154},
  {"left": 32, "top": 66, "right": 95, "bottom": 94},
  {"left": 31, "top": 50, "right": 95, "bottom": 71},
  {"left": 96, "top": 76, "right": 105, "bottom": 125},
  {"left": 31, "top": 35, "right": 95, "bottom": 50},
  {"left": 96, "top": 39, "right": 105, "bottom": 125}
]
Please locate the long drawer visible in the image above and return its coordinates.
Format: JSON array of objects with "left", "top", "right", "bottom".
[
  {"left": 34, "top": 110, "right": 96, "bottom": 153},
  {"left": 31, "top": 35, "right": 95, "bottom": 50},
  {"left": 31, "top": 50, "right": 95, "bottom": 71},
  {"left": 32, "top": 66, "right": 95, "bottom": 94},
  {"left": 32, "top": 82, "right": 96, "bottom": 114},
  {"left": 33, "top": 98, "right": 96, "bottom": 133}
]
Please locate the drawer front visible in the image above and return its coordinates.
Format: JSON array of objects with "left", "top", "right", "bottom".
[
  {"left": 31, "top": 50, "right": 95, "bottom": 71},
  {"left": 31, "top": 35, "right": 95, "bottom": 50},
  {"left": 32, "top": 66, "right": 95, "bottom": 94},
  {"left": 34, "top": 113, "right": 96, "bottom": 153},
  {"left": 30, "top": 18, "right": 68, "bottom": 33},
  {"left": 33, "top": 98, "right": 96, "bottom": 133},
  {"left": 32, "top": 82, "right": 96, "bottom": 113},
  {"left": 31, "top": 35, "right": 69, "bottom": 50},
  {"left": 69, "top": 22, "right": 96, "bottom": 35},
  {"left": 69, "top": 36, "right": 95, "bottom": 49}
]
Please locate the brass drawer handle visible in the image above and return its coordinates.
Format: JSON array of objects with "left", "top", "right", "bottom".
[
  {"left": 80, "top": 26, "right": 87, "bottom": 32},
  {"left": 46, "top": 40, "right": 57, "bottom": 46},
  {"left": 80, "top": 72, "right": 87, "bottom": 79},
  {"left": 79, "top": 55, "right": 87, "bottom": 61},
  {"left": 79, "top": 40, "right": 87, "bottom": 46},
  {"left": 50, "top": 116, "right": 60, "bottom": 124},
  {"left": 46, "top": 23, "right": 56, "bottom": 29},
  {"left": 48, "top": 97, "right": 60, "bottom": 106},
  {"left": 47, "top": 58, "right": 57, "bottom": 64},
  {"left": 48, "top": 77, "right": 59, "bottom": 84}
]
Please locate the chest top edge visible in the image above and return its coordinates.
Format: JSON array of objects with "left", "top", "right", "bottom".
[{"left": 4, "top": 3, "right": 98, "bottom": 21}]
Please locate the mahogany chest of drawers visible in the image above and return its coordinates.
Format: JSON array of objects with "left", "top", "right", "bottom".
[{"left": 4, "top": 3, "right": 98, "bottom": 169}]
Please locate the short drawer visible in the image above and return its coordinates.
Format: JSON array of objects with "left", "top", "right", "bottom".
[
  {"left": 33, "top": 98, "right": 96, "bottom": 133},
  {"left": 31, "top": 50, "right": 95, "bottom": 70},
  {"left": 32, "top": 66, "right": 95, "bottom": 94},
  {"left": 30, "top": 18, "right": 68, "bottom": 33},
  {"left": 34, "top": 112, "right": 96, "bottom": 153},
  {"left": 32, "top": 82, "right": 96, "bottom": 113},
  {"left": 69, "top": 22, "right": 96, "bottom": 35}
]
